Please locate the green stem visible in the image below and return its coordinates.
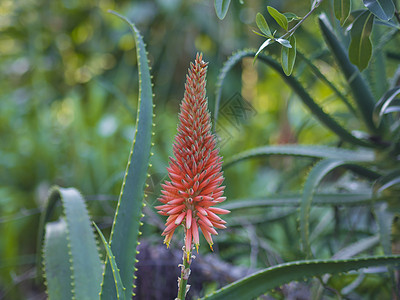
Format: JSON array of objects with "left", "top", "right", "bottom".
[
  {"left": 177, "top": 247, "right": 193, "bottom": 300},
  {"left": 281, "top": 0, "right": 324, "bottom": 39}
]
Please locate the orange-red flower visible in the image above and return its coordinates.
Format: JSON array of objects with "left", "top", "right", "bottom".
[{"left": 156, "top": 53, "right": 229, "bottom": 259}]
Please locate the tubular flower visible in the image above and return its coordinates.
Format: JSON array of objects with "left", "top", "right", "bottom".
[{"left": 156, "top": 53, "right": 229, "bottom": 259}]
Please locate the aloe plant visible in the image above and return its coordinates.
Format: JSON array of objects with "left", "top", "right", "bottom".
[
  {"left": 206, "top": 1, "right": 400, "bottom": 298},
  {"left": 38, "top": 12, "right": 154, "bottom": 299}
]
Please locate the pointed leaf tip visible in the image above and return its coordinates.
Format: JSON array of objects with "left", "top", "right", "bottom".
[
  {"left": 256, "top": 13, "right": 272, "bottom": 38},
  {"left": 267, "top": 6, "right": 288, "bottom": 31},
  {"left": 363, "top": 0, "right": 395, "bottom": 20},
  {"left": 214, "top": 0, "right": 231, "bottom": 20}
]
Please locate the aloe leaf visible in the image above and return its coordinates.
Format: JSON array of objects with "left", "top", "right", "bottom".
[
  {"left": 365, "top": 24, "right": 390, "bottom": 100},
  {"left": 267, "top": 6, "right": 288, "bottom": 31},
  {"left": 40, "top": 187, "right": 103, "bottom": 299},
  {"left": 380, "top": 102, "right": 400, "bottom": 114},
  {"left": 43, "top": 219, "right": 73, "bottom": 300},
  {"left": 220, "top": 193, "right": 379, "bottom": 210},
  {"left": 373, "top": 86, "right": 400, "bottom": 126},
  {"left": 61, "top": 187, "right": 103, "bottom": 299},
  {"left": 334, "top": 0, "right": 351, "bottom": 25},
  {"left": 363, "top": 0, "right": 395, "bottom": 20},
  {"left": 281, "top": 36, "right": 296, "bottom": 76},
  {"left": 349, "top": 10, "right": 374, "bottom": 71},
  {"left": 300, "top": 159, "right": 348, "bottom": 258},
  {"left": 296, "top": 50, "right": 356, "bottom": 114},
  {"left": 374, "top": 169, "right": 400, "bottom": 195},
  {"left": 224, "top": 145, "right": 375, "bottom": 168},
  {"left": 374, "top": 205, "right": 394, "bottom": 255},
  {"left": 320, "top": 235, "right": 381, "bottom": 293},
  {"left": 202, "top": 255, "right": 400, "bottom": 300},
  {"left": 256, "top": 13, "right": 272, "bottom": 38},
  {"left": 36, "top": 186, "right": 65, "bottom": 279},
  {"left": 318, "top": 14, "right": 379, "bottom": 135},
  {"left": 94, "top": 223, "right": 126, "bottom": 300},
  {"left": 332, "top": 235, "right": 380, "bottom": 259},
  {"left": 215, "top": 49, "right": 373, "bottom": 147},
  {"left": 100, "top": 11, "right": 153, "bottom": 300},
  {"left": 214, "top": 0, "right": 231, "bottom": 20}
]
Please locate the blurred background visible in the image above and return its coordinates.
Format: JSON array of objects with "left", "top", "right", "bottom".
[{"left": 1, "top": 0, "right": 398, "bottom": 299}]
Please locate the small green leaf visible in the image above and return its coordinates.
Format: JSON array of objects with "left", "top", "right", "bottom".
[
  {"left": 276, "top": 38, "right": 292, "bottom": 48},
  {"left": 349, "top": 10, "right": 374, "bottom": 71},
  {"left": 363, "top": 0, "right": 395, "bottom": 20},
  {"left": 267, "top": 6, "right": 288, "bottom": 31},
  {"left": 214, "top": 0, "right": 231, "bottom": 20},
  {"left": 281, "top": 36, "right": 296, "bottom": 75},
  {"left": 283, "top": 12, "right": 302, "bottom": 22},
  {"left": 256, "top": 13, "right": 272, "bottom": 38},
  {"left": 334, "top": 0, "right": 351, "bottom": 25},
  {"left": 94, "top": 223, "right": 126, "bottom": 300},
  {"left": 202, "top": 256, "right": 400, "bottom": 300},
  {"left": 254, "top": 39, "right": 273, "bottom": 60}
]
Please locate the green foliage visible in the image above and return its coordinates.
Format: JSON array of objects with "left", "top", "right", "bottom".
[
  {"left": 202, "top": 256, "right": 400, "bottom": 299},
  {"left": 43, "top": 220, "right": 73, "bottom": 300},
  {"left": 283, "top": 12, "right": 302, "bottom": 22},
  {"left": 4, "top": 0, "right": 400, "bottom": 299},
  {"left": 36, "top": 13, "right": 153, "bottom": 300},
  {"left": 373, "top": 86, "right": 400, "bottom": 126},
  {"left": 94, "top": 223, "right": 126, "bottom": 300},
  {"left": 281, "top": 36, "right": 296, "bottom": 76},
  {"left": 363, "top": 0, "right": 395, "bottom": 20},
  {"left": 214, "top": 1, "right": 400, "bottom": 298},
  {"left": 214, "top": 0, "right": 231, "bottom": 20},
  {"left": 299, "top": 159, "right": 346, "bottom": 257},
  {"left": 224, "top": 145, "right": 374, "bottom": 168},
  {"left": 267, "top": 6, "right": 288, "bottom": 31},
  {"left": 318, "top": 14, "right": 378, "bottom": 134},
  {"left": 217, "top": 49, "right": 373, "bottom": 147},
  {"left": 221, "top": 193, "right": 384, "bottom": 210},
  {"left": 255, "top": 13, "right": 272, "bottom": 38},
  {"left": 334, "top": 0, "right": 352, "bottom": 25},
  {"left": 99, "top": 11, "right": 154, "bottom": 300},
  {"left": 349, "top": 10, "right": 374, "bottom": 71},
  {"left": 42, "top": 187, "right": 102, "bottom": 300}
]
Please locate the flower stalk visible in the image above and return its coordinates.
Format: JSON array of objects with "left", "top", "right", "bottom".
[{"left": 176, "top": 246, "right": 192, "bottom": 300}]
